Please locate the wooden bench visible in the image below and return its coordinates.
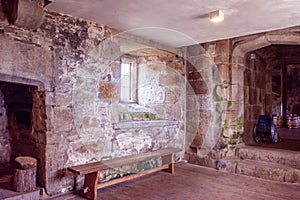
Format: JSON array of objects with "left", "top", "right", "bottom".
[{"left": 68, "top": 147, "right": 181, "bottom": 200}]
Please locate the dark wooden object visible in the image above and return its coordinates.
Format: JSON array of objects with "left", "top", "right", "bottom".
[
  {"left": 13, "top": 156, "right": 37, "bottom": 192},
  {"left": 68, "top": 147, "right": 181, "bottom": 200},
  {"left": 0, "top": 174, "right": 13, "bottom": 183}
]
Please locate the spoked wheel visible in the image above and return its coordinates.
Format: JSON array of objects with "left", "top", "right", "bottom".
[{"left": 254, "top": 134, "right": 261, "bottom": 143}]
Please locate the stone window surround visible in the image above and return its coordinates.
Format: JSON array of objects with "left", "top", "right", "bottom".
[
  {"left": 116, "top": 53, "right": 181, "bottom": 127},
  {"left": 113, "top": 119, "right": 179, "bottom": 130},
  {"left": 119, "top": 56, "right": 138, "bottom": 103}
]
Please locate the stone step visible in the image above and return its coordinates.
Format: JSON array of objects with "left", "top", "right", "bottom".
[
  {"left": 236, "top": 159, "right": 300, "bottom": 184},
  {"left": 0, "top": 183, "right": 40, "bottom": 200},
  {"left": 219, "top": 158, "right": 238, "bottom": 173},
  {"left": 237, "top": 145, "right": 300, "bottom": 169}
]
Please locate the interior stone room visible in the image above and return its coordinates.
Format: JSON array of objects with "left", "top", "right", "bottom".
[{"left": 0, "top": 0, "right": 300, "bottom": 200}]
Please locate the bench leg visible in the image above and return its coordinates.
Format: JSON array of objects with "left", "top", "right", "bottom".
[
  {"left": 83, "top": 171, "right": 100, "bottom": 200},
  {"left": 162, "top": 154, "right": 175, "bottom": 174}
]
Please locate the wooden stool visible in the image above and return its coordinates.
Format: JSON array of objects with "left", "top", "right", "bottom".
[{"left": 13, "top": 156, "right": 37, "bottom": 192}]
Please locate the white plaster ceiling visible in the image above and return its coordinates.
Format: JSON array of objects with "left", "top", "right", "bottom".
[{"left": 46, "top": 0, "right": 300, "bottom": 47}]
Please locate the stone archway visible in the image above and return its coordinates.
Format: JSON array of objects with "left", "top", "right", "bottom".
[{"left": 231, "top": 26, "right": 300, "bottom": 144}]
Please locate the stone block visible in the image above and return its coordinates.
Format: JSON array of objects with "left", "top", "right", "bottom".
[
  {"left": 215, "top": 40, "right": 230, "bottom": 56},
  {"left": 231, "top": 64, "right": 244, "bottom": 85},
  {"left": 186, "top": 95, "right": 198, "bottom": 111},
  {"left": 82, "top": 116, "right": 100, "bottom": 129},
  {"left": 98, "top": 82, "right": 118, "bottom": 100},
  {"left": 190, "top": 134, "right": 204, "bottom": 148},
  {"left": 231, "top": 55, "right": 245, "bottom": 65},
  {"left": 243, "top": 121, "right": 256, "bottom": 143},
  {"left": 229, "top": 84, "right": 243, "bottom": 102},
  {"left": 244, "top": 69, "right": 251, "bottom": 87},
  {"left": 159, "top": 73, "right": 182, "bottom": 86},
  {"left": 187, "top": 70, "right": 202, "bottom": 81},
  {"left": 244, "top": 86, "right": 250, "bottom": 105},
  {"left": 197, "top": 123, "right": 210, "bottom": 135},
  {"left": 238, "top": 146, "right": 300, "bottom": 168},
  {"left": 165, "top": 88, "right": 180, "bottom": 104},
  {"left": 188, "top": 80, "right": 208, "bottom": 95},
  {"left": 186, "top": 44, "right": 205, "bottom": 56},
  {"left": 216, "top": 64, "right": 230, "bottom": 82},
  {"left": 15, "top": 0, "right": 45, "bottom": 30},
  {"left": 196, "top": 94, "right": 213, "bottom": 110},
  {"left": 220, "top": 158, "right": 238, "bottom": 173},
  {"left": 249, "top": 87, "right": 257, "bottom": 104},
  {"left": 53, "top": 107, "right": 73, "bottom": 132},
  {"left": 166, "top": 60, "right": 184, "bottom": 72},
  {"left": 53, "top": 93, "right": 72, "bottom": 106},
  {"left": 255, "top": 72, "right": 265, "bottom": 88},
  {"left": 285, "top": 169, "right": 300, "bottom": 184},
  {"left": 199, "top": 110, "right": 213, "bottom": 123},
  {"left": 111, "top": 61, "right": 121, "bottom": 80},
  {"left": 249, "top": 105, "right": 263, "bottom": 121},
  {"left": 236, "top": 160, "right": 285, "bottom": 182}
]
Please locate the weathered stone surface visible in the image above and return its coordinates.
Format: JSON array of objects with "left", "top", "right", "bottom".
[
  {"left": 186, "top": 44, "right": 205, "bottom": 56},
  {"left": 82, "top": 116, "right": 100, "bottom": 129},
  {"left": 159, "top": 73, "right": 181, "bottom": 86},
  {"left": 185, "top": 152, "right": 217, "bottom": 169},
  {"left": 15, "top": 0, "right": 45, "bottom": 30},
  {"left": 0, "top": 35, "right": 54, "bottom": 90},
  {"left": 0, "top": 92, "right": 10, "bottom": 164},
  {"left": 238, "top": 146, "right": 300, "bottom": 168},
  {"left": 189, "top": 80, "right": 208, "bottom": 94},
  {"left": 220, "top": 158, "right": 238, "bottom": 173},
  {"left": 2, "top": 3, "right": 300, "bottom": 196},
  {"left": 98, "top": 82, "right": 118, "bottom": 100},
  {"left": 0, "top": 9, "right": 187, "bottom": 196},
  {"left": 237, "top": 159, "right": 284, "bottom": 182},
  {"left": 53, "top": 108, "right": 73, "bottom": 132},
  {"left": 216, "top": 145, "right": 300, "bottom": 184}
]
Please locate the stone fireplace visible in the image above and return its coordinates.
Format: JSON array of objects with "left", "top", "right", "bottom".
[{"left": 0, "top": 80, "right": 46, "bottom": 187}]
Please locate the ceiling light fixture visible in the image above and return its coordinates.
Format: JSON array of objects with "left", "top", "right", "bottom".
[{"left": 209, "top": 10, "right": 224, "bottom": 23}]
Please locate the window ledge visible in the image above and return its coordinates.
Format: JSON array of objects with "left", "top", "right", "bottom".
[{"left": 113, "top": 120, "right": 179, "bottom": 130}]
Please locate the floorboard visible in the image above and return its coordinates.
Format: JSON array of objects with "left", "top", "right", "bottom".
[{"left": 47, "top": 163, "right": 300, "bottom": 200}]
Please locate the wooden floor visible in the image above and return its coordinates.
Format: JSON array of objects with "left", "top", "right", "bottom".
[{"left": 48, "top": 163, "right": 300, "bottom": 200}]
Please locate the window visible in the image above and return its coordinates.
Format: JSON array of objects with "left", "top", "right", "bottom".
[{"left": 120, "top": 59, "right": 137, "bottom": 102}]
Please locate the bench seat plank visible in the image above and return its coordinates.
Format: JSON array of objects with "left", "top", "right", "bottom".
[{"left": 68, "top": 147, "right": 181, "bottom": 175}]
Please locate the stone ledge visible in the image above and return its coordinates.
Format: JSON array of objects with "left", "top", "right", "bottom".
[{"left": 113, "top": 120, "right": 178, "bottom": 130}]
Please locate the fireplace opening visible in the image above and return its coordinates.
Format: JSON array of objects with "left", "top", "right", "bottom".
[{"left": 0, "top": 81, "right": 46, "bottom": 187}]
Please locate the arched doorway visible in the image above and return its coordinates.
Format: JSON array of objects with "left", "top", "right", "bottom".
[{"left": 232, "top": 27, "right": 300, "bottom": 150}]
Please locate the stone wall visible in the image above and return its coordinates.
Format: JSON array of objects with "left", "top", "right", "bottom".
[
  {"left": 185, "top": 27, "right": 300, "bottom": 172},
  {"left": 184, "top": 29, "right": 300, "bottom": 169},
  {"left": 111, "top": 54, "right": 185, "bottom": 154},
  {"left": 184, "top": 41, "right": 231, "bottom": 168},
  {"left": 1, "top": 2, "right": 300, "bottom": 195},
  {"left": 243, "top": 52, "right": 268, "bottom": 143},
  {"left": 0, "top": 9, "right": 184, "bottom": 195}
]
